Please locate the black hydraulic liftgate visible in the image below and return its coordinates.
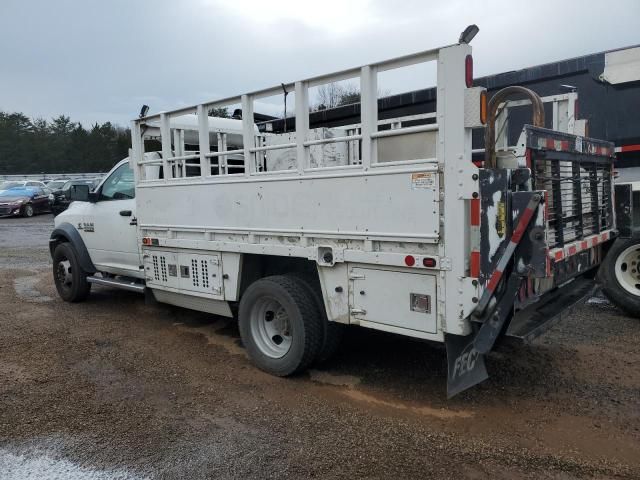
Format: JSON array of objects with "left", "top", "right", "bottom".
[{"left": 445, "top": 123, "right": 616, "bottom": 398}]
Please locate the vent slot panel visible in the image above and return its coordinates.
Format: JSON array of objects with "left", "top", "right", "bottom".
[
  {"left": 160, "top": 257, "right": 168, "bottom": 282},
  {"left": 191, "top": 259, "right": 200, "bottom": 287},
  {"left": 144, "top": 250, "right": 223, "bottom": 298},
  {"left": 201, "top": 260, "right": 210, "bottom": 288},
  {"left": 152, "top": 255, "right": 160, "bottom": 281}
]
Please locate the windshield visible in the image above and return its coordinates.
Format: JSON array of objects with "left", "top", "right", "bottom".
[
  {"left": 47, "top": 180, "right": 67, "bottom": 189},
  {"left": 0, "top": 181, "right": 22, "bottom": 190},
  {"left": 0, "top": 188, "right": 33, "bottom": 197},
  {"left": 63, "top": 180, "right": 96, "bottom": 190}
]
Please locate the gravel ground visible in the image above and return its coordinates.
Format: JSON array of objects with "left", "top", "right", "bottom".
[{"left": 0, "top": 215, "right": 638, "bottom": 479}]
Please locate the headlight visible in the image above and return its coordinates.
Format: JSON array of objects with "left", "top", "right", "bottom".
[{"left": 10, "top": 200, "right": 24, "bottom": 207}]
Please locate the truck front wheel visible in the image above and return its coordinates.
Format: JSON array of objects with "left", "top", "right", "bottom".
[
  {"left": 52, "top": 243, "right": 91, "bottom": 302},
  {"left": 599, "top": 238, "right": 640, "bottom": 318},
  {"left": 239, "top": 275, "right": 323, "bottom": 376}
]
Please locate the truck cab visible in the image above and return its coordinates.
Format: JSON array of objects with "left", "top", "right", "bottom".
[{"left": 56, "top": 158, "right": 141, "bottom": 279}]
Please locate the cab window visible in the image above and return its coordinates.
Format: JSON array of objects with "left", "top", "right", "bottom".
[{"left": 99, "top": 163, "right": 135, "bottom": 200}]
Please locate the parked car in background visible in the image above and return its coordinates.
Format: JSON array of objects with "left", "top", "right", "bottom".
[
  {"left": 51, "top": 179, "right": 101, "bottom": 216},
  {"left": 0, "top": 186, "right": 52, "bottom": 217},
  {"left": 0, "top": 180, "right": 47, "bottom": 194},
  {"left": 45, "top": 179, "right": 69, "bottom": 191},
  {"left": 45, "top": 179, "right": 69, "bottom": 204}
]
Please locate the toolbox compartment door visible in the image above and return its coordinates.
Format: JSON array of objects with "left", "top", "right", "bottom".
[{"left": 349, "top": 267, "right": 437, "bottom": 333}]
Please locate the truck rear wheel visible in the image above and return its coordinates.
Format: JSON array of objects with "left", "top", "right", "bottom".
[
  {"left": 599, "top": 238, "right": 640, "bottom": 318},
  {"left": 52, "top": 243, "right": 91, "bottom": 302},
  {"left": 239, "top": 275, "right": 323, "bottom": 376},
  {"left": 288, "top": 271, "right": 344, "bottom": 364}
]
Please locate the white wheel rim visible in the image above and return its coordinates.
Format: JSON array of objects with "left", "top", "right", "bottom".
[
  {"left": 614, "top": 244, "right": 640, "bottom": 297},
  {"left": 26, "top": 205, "right": 33, "bottom": 216},
  {"left": 56, "top": 259, "right": 73, "bottom": 290},
  {"left": 249, "top": 297, "right": 292, "bottom": 359}
]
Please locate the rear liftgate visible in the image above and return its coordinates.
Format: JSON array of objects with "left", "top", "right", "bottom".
[{"left": 446, "top": 87, "right": 615, "bottom": 397}]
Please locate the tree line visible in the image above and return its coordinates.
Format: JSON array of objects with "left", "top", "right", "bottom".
[
  {"left": 0, "top": 85, "right": 372, "bottom": 174},
  {"left": 0, "top": 111, "right": 131, "bottom": 174}
]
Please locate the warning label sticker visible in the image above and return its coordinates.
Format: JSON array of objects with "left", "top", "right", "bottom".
[{"left": 411, "top": 172, "right": 436, "bottom": 189}]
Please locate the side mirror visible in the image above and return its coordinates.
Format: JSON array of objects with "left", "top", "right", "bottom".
[{"left": 69, "top": 184, "right": 90, "bottom": 202}]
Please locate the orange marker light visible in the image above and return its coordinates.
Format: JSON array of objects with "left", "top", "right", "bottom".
[{"left": 480, "top": 90, "right": 487, "bottom": 125}]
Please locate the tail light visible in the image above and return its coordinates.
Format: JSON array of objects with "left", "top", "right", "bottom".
[
  {"left": 422, "top": 258, "right": 437, "bottom": 268},
  {"left": 465, "top": 55, "right": 473, "bottom": 88}
]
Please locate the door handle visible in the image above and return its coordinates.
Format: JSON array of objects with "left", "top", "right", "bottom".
[{"left": 119, "top": 210, "right": 132, "bottom": 217}]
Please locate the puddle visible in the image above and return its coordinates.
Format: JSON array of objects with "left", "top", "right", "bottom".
[
  {"left": 13, "top": 274, "right": 52, "bottom": 303},
  {"left": 310, "top": 369, "right": 470, "bottom": 420},
  {"left": 309, "top": 370, "right": 361, "bottom": 387},
  {"left": 342, "top": 390, "right": 474, "bottom": 419},
  {"left": 0, "top": 448, "right": 144, "bottom": 480},
  {"left": 176, "top": 319, "right": 246, "bottom": 357}
]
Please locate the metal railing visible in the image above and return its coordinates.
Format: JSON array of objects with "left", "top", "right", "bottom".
[{"left": 132, "top": 45, "right": 449, "bottom": 183}]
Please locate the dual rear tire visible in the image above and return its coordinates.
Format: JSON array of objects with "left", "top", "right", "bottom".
[{"left": 238, "top": 274, "right": 342, "bottom": 376}]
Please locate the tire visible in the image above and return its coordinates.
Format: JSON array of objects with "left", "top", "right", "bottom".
[
  {"left": 52, "top": 242, "right": 91, "bottom": 302},
  {"left": 598, "top": 237, "right": 640, "bottom": 318},
  {"left": 289, "top": 271, "right": 344, "bottom": 364},
  {"left": 238, "top": 275, "right": 323, "bottom": 376},
  {"left": 22, "top": 204, "right": 34, "bottom": 218}
]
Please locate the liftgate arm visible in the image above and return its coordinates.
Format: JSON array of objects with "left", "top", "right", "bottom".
[
  {"left": 446, "top": 191, "right": 542, "bottom": 397},
  {"left": 472, "top": 192, "right": 542, "bottom": 354}
]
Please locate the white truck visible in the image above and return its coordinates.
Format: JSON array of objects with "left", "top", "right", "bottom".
[{"left": 50, "top": 28, "right": 630, "bottom": 396}]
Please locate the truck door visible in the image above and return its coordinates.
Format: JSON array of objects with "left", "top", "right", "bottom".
[{"left": 83, "top": 161, "right": 141, "bottom": 278}]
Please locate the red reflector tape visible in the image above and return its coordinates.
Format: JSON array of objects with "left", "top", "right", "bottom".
[
  {"left": 486, "top": 269, "right": 502, "bottom": 293},
  {"left": 470, "top": 198, "right": 480, "bottom": 226},
  {"left": 470, "top": 251, "right": 480, "bottom": 278}
]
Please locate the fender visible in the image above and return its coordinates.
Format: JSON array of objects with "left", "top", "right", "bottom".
[{"left": 49, "top": 222, "right": 97, "bottom": 273}]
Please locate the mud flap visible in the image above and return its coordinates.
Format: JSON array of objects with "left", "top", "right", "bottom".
[{"left": 445, "top": 333, "right": 488, "bottom": 398}]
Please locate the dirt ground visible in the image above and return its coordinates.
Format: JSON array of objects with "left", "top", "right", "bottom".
[{"left": 0, "top": 215, "right": 639, "bottom": 479}]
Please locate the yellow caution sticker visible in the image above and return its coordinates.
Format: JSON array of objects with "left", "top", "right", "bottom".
[{"left": 411, "top": 172, "right": 435, "bottom": 189}]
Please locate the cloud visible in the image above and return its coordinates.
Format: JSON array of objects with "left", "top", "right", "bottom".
[{"left": 0, "top": 0, "right": 638, "bottom": 127}]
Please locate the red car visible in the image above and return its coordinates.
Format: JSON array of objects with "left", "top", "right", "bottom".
[{"left": 0, "top": 186, "right": 52, "bottom": 217}]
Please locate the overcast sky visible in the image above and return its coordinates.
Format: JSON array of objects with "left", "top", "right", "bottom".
[{"left": 1, "top": 0, "right": 638, "bottom": 127}]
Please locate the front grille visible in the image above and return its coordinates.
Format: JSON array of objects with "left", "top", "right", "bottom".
[
  {"left": 0, "top": 207, "right": 12, "bottom": 215},
  {"left": 533, "top": 158, "right": 613, "bottom": 248}
]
